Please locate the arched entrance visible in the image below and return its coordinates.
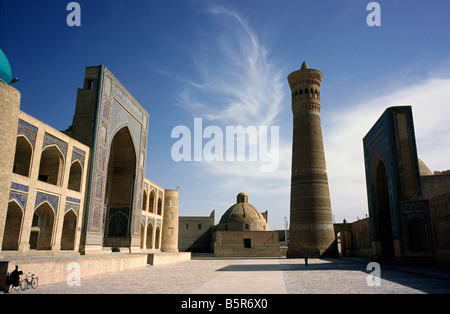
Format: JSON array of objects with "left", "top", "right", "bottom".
[
  {"left": 103, "top": 127, "right": 137, "bottom": 248},
  {"left": 13, "top": 136, "right": 32, "bottom": 177},
  {"left": 157, "top": 198, "right": 162, "bottom": 215},
  {"left": 30, "top": 203, "right": 55, "bottom": 250},
  {"left": 142, "top": 190, "right": 148, "bottom": 212},
  {"left": 149, "top": 190, "right": 156, "bottom": 213},
  {"left": 61, "top": 210, "right": 77, "bottom": 250},
  {"left": 2, "top": 201, "right": 23, "bottom": 250},
  {"left": 68, "top": 161, "right": 83, "bottom": 192},
  {"left": 38, "top": 146, "right": 64, "bottom": 186},
  {"left": 374, "top": 160, "right": 394, "bottom": 258},
  {"left": 333, "top": 223, "right": 353, "bottom": 257}
]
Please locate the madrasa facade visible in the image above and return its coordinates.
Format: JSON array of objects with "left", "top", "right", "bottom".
[{"left": 0, "top": 50, "right": 179, "bottom": 256}]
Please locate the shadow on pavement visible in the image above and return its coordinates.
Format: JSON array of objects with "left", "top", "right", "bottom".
[
  {"left": 216, "top": 258, "right": 361, "bottom": 272},
  {"left": 216, "top": 258, "right": 450, "bottom": 294}
]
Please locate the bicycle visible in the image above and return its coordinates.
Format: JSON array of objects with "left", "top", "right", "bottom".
[{"left": 19, "top": 272, "right": 38, "bottom": 291}]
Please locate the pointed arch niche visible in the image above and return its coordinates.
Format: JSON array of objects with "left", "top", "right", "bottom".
[
  {"left": 68, "top": 161, "right": 83, "bottom": 192},
  {"left": 2, "top": 201, "right": 23, "bottom": 250},
  {"left": 13, "top": 136, "right": 33, "bottom": 177},
  {"left": 38, "top": 146, "right": 65, "bottom": 186},
  {"left": 104, "top": 126, "right": 137, "bottom": 247}
]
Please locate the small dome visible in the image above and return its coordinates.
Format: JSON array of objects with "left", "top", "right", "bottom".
[
  {"left": 0, "top": 49, "right": 12, "bottom": 84},
  {"left": 418, "top": 159, "right": 433, "bottom": 176},
  {"left": 217, "top": 193, "right": 268, "bottom": 231}
]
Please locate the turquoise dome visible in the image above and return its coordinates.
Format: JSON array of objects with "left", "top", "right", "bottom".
[{"left": 0, "top": 49, "right": 13, "bottom": 84}]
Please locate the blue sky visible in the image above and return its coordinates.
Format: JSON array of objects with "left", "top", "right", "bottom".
[{"left": 2, "top": 0, "right": 450, "bottom": 230}]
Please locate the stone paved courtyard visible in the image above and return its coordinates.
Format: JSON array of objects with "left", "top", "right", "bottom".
[{"left": 10, "top": 257, "right": 450, "bottom": 295}]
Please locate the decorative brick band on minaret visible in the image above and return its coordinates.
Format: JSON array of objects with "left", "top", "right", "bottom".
[{"left": 287, "top": 62, "right": 338, "bottom": 258}]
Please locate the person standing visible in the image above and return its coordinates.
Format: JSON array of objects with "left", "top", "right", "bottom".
[{"left": 3, "top": 265, "right": 23, "bottom": 293}]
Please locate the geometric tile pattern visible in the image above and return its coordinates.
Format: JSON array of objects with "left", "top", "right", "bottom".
[
  {"left": 35, "top": 191, "right": 59, "bottom": 214},
  {"left": 71, "top": 150, "right": 85, "bottom": 166},
  {"left": 10, "top": 182, "right": 29, "bottom": 193},
  {"left": 9, "top": 191, "right": 27, "bottom": 210},
  {"left": 66, "top": 196, "right": 81, "bottom": 204},
  {"left": 43, "top": 132, "right": 68, "bottom": 159},
  {"left": 18, "top": 119, "right": 38, "bottom": 148},
  {"left": 65, "top": 202, "right": 80, "bottom": 216}
]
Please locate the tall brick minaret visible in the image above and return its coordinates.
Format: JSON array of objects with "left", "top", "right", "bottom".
[{"left": 287, "top": 62, "right": 338, "bottom": 258}]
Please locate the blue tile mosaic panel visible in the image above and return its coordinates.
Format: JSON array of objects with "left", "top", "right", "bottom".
[
  {"left": 35, "top": 192, "right": 59, "bottom": 214},
  {"left": 10, "top": 182, "right": 29, "bottom": 192},
  {"left": 43, "top": 132, "right": 68, "bottom": 158},
  {"left": 9, "top": 191, "right": 27, "bottom": 210}
]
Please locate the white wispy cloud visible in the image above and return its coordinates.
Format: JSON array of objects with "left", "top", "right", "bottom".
[
  {"left": 172, "top": 5, "right": 291, "bottom": 179},
  {"left": 177, "top": 5, "right": 285, "bottom": 127}
]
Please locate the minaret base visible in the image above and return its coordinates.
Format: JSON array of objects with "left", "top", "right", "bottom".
[{"left": 287, "top": 226, "right": 339, "bottom": 258}]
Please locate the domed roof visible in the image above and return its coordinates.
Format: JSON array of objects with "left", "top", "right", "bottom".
[
  {"left": 217, "top": 193, "right": 268, "bottom": 231},
  {"left": 0, "top": 49, "right": 12, "bottom": 84},
  {"left": 418, "top": 159, "right": 433, "bottom": 176}
]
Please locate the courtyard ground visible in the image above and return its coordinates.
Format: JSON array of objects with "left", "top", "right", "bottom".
[{"left": 11, "top": 256, "right": 450, "bottom": 295}]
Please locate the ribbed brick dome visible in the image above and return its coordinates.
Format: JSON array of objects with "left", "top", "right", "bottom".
[{"left": 217, "top": 193, "right": 268, "bottom": 231}]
